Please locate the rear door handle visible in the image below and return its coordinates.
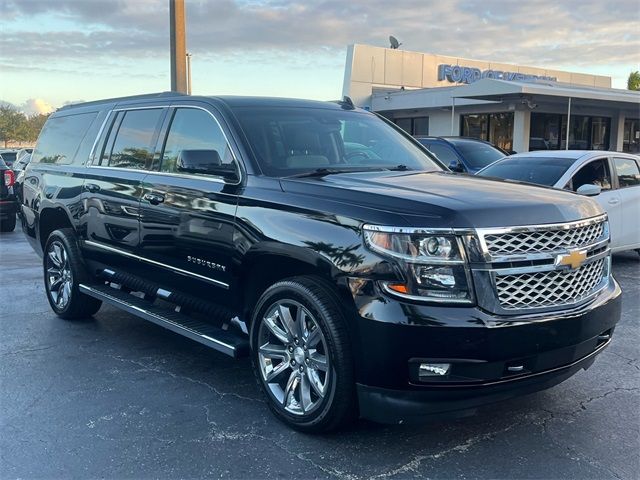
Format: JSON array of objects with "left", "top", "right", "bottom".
[
  {"left": 143, "top": 192, "right": 165, "bottom": 205},
  {"left": 84, "top": 183, "right": 101, "bottom": 193}
]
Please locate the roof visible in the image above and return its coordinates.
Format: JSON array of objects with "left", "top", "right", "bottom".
[
  {"left": 452, "top": 78, "right": 640, "bottom": 105},
  {"left": 58, "top": 93, "right": 353, "bottom": 113},
  {"left": 508, "top": 150, "right": 637, "bottom": 160},
  {"left": 371, "top": 78, "right": 640, "bottom": 113}
]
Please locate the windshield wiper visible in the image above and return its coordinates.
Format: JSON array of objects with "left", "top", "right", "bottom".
[
  {"left": 286, "top": 167, "right": 388, "bottom": 179},
  {"left": 388, "top": 164, "right": 410, "bottom": 171}
]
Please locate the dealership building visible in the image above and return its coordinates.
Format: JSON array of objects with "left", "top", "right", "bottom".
[{"left": 342, "top": 44, "right": 640, "bottom": 153}]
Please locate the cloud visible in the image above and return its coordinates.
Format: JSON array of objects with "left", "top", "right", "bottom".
[
  {"left": 1, "top": 0, "right": 638, "bottom": 103},
  {"left": 0, "top": 98, "right": 54, "bottom": 115},
  {"left": 1, "top": 0, "right": 638, "bottom": 69},
  {"left": 21, "top": 98, "right": 54, "bottom": 115}
]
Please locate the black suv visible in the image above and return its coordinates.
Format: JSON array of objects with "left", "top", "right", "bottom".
[
  {"left": 1, "top": 156, "right": 17, "bottom": 232},
  {"left": 21, "top": 93, "right": 621, "bottom": 432}
]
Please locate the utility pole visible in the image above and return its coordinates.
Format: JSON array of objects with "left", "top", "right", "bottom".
[
  {"left": 170, "top": 0, "right": 188, "bottom": 93},
  {"left": 186, "top": 53, "right": 192, "bottom": 95}
]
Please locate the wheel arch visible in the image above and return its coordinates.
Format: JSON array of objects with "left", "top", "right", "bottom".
[
  {"left": 238, "top": 245, "right": 354, "bottom": 325},
  {"left": 38, "top": 207, "right": 74, "bottom": 251}
]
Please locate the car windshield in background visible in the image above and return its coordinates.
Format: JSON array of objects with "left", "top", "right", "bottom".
[
  {"left": 448, "top": 139, "right": 505, "bottom": 169},
  {"left": 232, "top": 107, "right": 442, "bottom": 177},
  {"left": 479, "top": 156, "right": 575, "bottom": 187},
  {"left": 0, "top": 152, "right": 17, "bottom": 165}
]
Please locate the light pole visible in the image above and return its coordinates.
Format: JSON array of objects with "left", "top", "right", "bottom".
[
  {"left": 170, "top": 0, "right": 188, "bottom": 93},
  {"left": 186, "top": 53, "right": 192, "bottom": 95}
]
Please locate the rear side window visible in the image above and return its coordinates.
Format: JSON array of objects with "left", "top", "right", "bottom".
[
  {"left": 31, "top": 112, "right": 98, "bottom": 165},
  {"left": 614, "top": 157, "right": 640, "bottom": 188},
  {"left": 104, "top": 109, "right": 163, "bottom": 170}
]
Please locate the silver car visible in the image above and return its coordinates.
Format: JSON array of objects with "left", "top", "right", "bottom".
[{"left": 477, "top": 150, "right": 640, "bottom": 254}]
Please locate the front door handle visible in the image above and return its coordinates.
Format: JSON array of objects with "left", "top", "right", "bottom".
[
  {"left": 143, "top": 192, "right": 165, "bottom": 205},
  {"left": 84, "top": 183, "right": 101, "bottom": 193},
  {"left": 608, "top": 198, "right": 620, "bottom": 205}
]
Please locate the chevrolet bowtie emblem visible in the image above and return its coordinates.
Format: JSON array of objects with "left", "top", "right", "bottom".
[{"left": 555, "top": 249, "right": 587, "bottom": 270}]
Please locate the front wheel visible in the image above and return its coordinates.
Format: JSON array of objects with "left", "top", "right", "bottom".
[
  {"left": 44, "top": 229, "right": 102, "bottom": 319},
  {"left": 250, "top": 276, "right": 356, "bottom": 432}
]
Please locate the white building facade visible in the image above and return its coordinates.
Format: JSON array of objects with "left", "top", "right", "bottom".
[{"left": 342, "top": 44, "right": 640, "bottom": 153}]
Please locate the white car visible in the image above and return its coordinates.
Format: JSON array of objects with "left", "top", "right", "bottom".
[{"left": 477, "top": 150, "right": 640, "bottom": 254}]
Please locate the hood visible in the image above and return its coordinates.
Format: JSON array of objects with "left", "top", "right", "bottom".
[{"left": 280, "top": 171, "right": 603, "bottom": 228}]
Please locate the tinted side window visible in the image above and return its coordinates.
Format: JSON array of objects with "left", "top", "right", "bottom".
[
  {"left": 160, "top": 108, "right": 234, "bottom": 175},
  {"left": 614, "top": 157, "right": 640, "bottom": 188},
  {"left": 31, "top": 111, "right": 99, "bottom": 165},
  {"left": 106, "top": 109, "right": 163, "bottom": 170},
  {"left": 426, "top": 143, "right": 459, "bottom": 164},
  {"left": 569, "top": 158, "right": 612, "bottom": 191}
]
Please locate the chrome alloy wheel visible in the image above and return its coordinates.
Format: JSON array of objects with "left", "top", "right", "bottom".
[
  {"left": 46, "top": 240, "right": 73, "bottom": 310},
  {"left": 257, "top": 300, "right": 330, "bottom": 416}
]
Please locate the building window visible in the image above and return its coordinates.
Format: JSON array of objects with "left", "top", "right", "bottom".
[
  {"left": 623, "top": 118, "right": 639, "bottom": 153},
  {"left": 529, "top": 113, "right": 610, "bottom": 151},
  {"left": 461, "top": 112, "right": 513, "bottom": 151},
  {"left": 394, "top": 117, "right": 429, "bottom": 135}
]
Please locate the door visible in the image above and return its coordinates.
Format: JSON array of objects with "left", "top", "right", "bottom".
[
  {"left": 564, "top": 157, "right": 622, "bottom": 248},
  {"left": 612, "top": 156, "right": 640, "bottom": 250},
  {"left": 138, "top": 105, "right": 242, "bottom": 305},
  {"left": 80, "top": 107, "right": 166, "bottom": 269}
]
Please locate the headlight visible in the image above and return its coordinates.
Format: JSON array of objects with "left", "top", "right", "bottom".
[{"left": 363, "top": 226, "right": 474, "bottom": 304}]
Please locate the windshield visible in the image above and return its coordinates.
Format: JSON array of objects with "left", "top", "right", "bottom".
[
  {"left": 232, "top": 107, "right": 442, "bottom": 177},
  {"left": 478, "top": 156, "right": 575, "bottom": 187},
  {"left": 447, "top": 140, "right": 505, "bottom": 169},
  {"left": 0, "top": 152, "right": 17, "bottom": 165}
]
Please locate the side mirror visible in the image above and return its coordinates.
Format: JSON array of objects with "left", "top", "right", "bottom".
[
  {"left": 176, "top": 149, "right": 237, "bottom": 181},
  {"left": 448, "top": 160, "right": 465, "bottom": 173},
  {"left": 576, "top": 184, "right": 602, "bottom": 197}
]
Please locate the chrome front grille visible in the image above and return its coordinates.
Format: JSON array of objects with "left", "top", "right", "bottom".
[
  {"left": 484, "top": 221, "right": 604, "bottom": 255},
  {"left": 495, "top": 259, "right": 606, "bottom": 310},
  {"left": 472, "top": 215, "right": 611, "bottom": 314}
]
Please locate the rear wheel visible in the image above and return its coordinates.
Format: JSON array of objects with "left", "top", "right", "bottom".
[
  {"left": 44, "top": 229, "right": 102, "bottom": 319},
  {"left": 250, "top": 276, "right": 356, "bottom": 432},
  {"left": 0, "top": 214, "right": 16, "bottom": 232}
]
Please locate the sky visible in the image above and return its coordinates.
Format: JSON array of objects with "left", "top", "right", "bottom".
[{"left": 1, "top": 0, "right": 639, "bottom": 115}]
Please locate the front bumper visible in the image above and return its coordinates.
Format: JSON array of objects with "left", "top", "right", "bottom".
[{"left": 349, "top": 276, "right": 622, "bottom": 423}]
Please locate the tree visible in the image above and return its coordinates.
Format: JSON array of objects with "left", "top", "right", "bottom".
[
  {"left": 26, "top": 113, "right": 49, "bottom": 143},
  {"left": 628, "top": 71, "right": 640, "bottom": 91},
  {"left": 0, "top": 106, "right": 49, "bottom": 147},
  {"left": 0, "top": 105, "right": 27, "bottom": 147}
]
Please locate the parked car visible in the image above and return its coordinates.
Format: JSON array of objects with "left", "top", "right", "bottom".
[
  {"left": 0, "top": 156, "right": 18, "bottom": 232},
  {"left": 21, "top": 93, "right": 621, "bottom": 432},
  {"left": 16, "top": 148, "right": 33, "bottom": 161},
  {"left": 414, "top": 136, "right": 507, "bottom": 174},
  {"left": 477, "top": 151, "right": 640, "bottom": 254},
  {"left": 12, "top": 153, "right": 31, "bottom": 206},
  {"left": 12, "top": 152, "right": 32, "bottom": 172},
  {"left": 0, "top": 149, "right": 18, "bottom": 168}
]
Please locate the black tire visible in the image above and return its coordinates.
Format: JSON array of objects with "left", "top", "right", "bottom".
[
  {"left": 0, "top": 214, "right": 16, "bottom": 232},
  {"left": 250, "top": 275, "right": 356, "bottom": 433},
  {"left": 43, "top": 228, "right": 102, "bottom": 319}
]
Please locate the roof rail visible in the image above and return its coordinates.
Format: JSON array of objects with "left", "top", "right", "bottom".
[{"left": 57, "top": 91, "right": 188, "bottom": 111}]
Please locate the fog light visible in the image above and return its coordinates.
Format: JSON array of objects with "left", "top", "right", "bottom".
[{"left": 419, "top": 363, "right": 451, "bottom": 378}]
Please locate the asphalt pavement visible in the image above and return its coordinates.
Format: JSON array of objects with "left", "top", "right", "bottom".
[{"left": 1, "top": 224, "right": 638, "bottom": 479}]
